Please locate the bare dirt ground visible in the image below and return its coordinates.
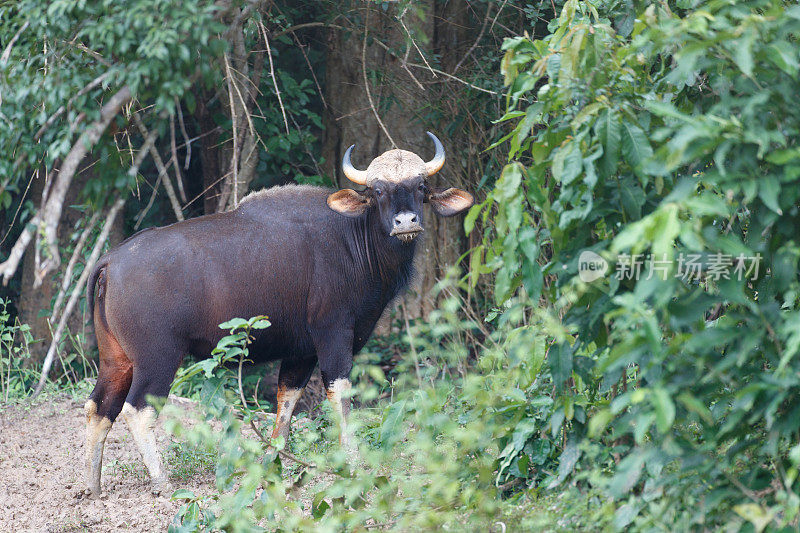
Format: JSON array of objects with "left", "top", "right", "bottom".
[{"left": 0, "top": 391, "right": 217, "bottom": 532}]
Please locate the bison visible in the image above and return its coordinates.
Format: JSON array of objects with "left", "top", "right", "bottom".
[{"left": 82, "top": 132, "right": 473, "bottom": 497}]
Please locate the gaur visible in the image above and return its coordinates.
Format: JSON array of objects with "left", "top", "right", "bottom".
[{"left": 82, "top": 132, "right": 473, "bottom": 496}]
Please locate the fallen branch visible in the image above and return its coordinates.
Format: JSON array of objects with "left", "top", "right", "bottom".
[
  {"left": 452, "top": 1, "right": 493, "bottom": 75},
  {"left": 0, "top": 20, "right": 29, "bottom": 64},
  {"left": 221, "top": 53, "right": 242, "bottom": 209},
  {"left": 127, "top": 121, "right": 160, "bottom": 179},
  {"left": 0, "top": 167, "right": 39, "bottom": 247},
  {"left": 134, "top": 167, "right": 166, "bottom": 230},
  {"left": 0, "top": 215, "right": 40, "bottom": 285},
  {"left": 31, "top": 71, "right": 112, "bottom": 143},
  {"left": 32, "top": 198, "right": 126, "bottom": 398}
]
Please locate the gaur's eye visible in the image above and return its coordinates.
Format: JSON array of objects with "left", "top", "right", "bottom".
[
  {"left": 418, "top": 183, "right": 426, "bottom": 192},
  {"left": 375, "top": 189, "right": 384, "bottom": 198}
]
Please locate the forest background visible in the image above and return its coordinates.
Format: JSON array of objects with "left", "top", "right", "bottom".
[{"left": 2, "top": 0, "right": 800, "bottom": 530}]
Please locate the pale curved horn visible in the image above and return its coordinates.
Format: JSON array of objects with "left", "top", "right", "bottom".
[
  {"left": 342, "top": 144, "right": 369, "bottom": 185},
  {"left": 425, "top": 131, "right": 446, "bottom": 176}
]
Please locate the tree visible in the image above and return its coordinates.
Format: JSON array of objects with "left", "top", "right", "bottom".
[{"left": 321, "top": 0, "right": 507, "bottom": 320}]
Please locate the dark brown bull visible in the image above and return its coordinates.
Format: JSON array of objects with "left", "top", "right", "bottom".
[{"left": 83, "top": 132, "right": 473, "bottom": 496}]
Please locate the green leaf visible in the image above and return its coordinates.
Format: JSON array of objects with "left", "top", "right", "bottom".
[
  {"left": 311, "top": 491, "right": 331, "bottom": 520},
  {"left": 596, "top": 109, "right": 621, "bottom": 178},
  {"left": 464, "top": 202, "right": 484, "bottom": 235},
  {"left": 170, "top": 489, "right": 196, "bottom": 501},
  {"left": 547, "top": 440, "right": 580, "bottom": 488},
  {"left": 676, "top": 392, "right": 713, "bottom": 424},
  {"left": 379, "top": 400, "right": 408, "bottom": 449},
  {"left": 219, "top": 318, "right": 248, "bottom": 330},
  {"left": 608, "top": 451, "right": 645, "bottom": 498},
  {"left": 552, "top": 141, "right": 582, "bottom": 185},
  {"left": 549, "top": 342, "right": 573, "bottom": 393},
  {"left": 588, "top": 408, "right": 614, "bottom": 437},
  {"left": 733, "top": 504, "right": 775, "bottom": 533},
  {"left": 620, "top": 121, "right": 653, "bottom": 172},
  {"left": 496, "top": 163, "right": 523, "bottom": 201},
  {"left": 766, "top": 41, "right": 799, "bottom": 76},
  {"left": 759, "top": 176, "right": 782, "bottom": 215},
  {"left": 651, "top": 388, "right": 675, "bottom": 433},
  {"left": 732, "top": 28, "right": 755, "bottom": 77}
]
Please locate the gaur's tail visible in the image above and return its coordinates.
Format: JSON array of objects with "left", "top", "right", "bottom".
[{"left": 86, "top": 260, "right": 108, "bottom": 325}]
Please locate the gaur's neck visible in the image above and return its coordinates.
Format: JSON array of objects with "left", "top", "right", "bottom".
[{"left": 347, "top": 210, "right": 416, "bottom": 296}]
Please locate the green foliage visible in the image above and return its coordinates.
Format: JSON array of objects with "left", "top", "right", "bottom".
[
  {"left": 479, "top": 0, "right": 800, "bottom": 528},
  {"left": 0, "top": 0, "right": 225, "bottom": 203},
  {"left": 164, "top": 441, "right": 217, "bottom": 483},
  {"left": 170, "top": 316, "right": 271, "bottom": 399},
  {"left": 0, "top": 297, "right": 96, "bottom": 400},
  {"left": 163, "top": 291, "right": 589, "bottom": 530},
  {"left": 0, "top": 298, "right": 34, "bottom": 400}
]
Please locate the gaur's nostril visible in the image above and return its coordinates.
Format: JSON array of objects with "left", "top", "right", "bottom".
[{"left": 394, "top": 213, "right": 418, "bottom": 226}]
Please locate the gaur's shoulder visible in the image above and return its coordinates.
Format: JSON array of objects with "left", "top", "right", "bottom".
[{"left": 235, "top": 184, "right": 343, "bottom": 224}]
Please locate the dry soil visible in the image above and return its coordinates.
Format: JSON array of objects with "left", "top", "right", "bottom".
[{"left": 0, "top": 392, "right": 217, "bottom": 532}]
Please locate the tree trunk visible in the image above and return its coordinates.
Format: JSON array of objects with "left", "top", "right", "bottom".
[{"left": 321, "top": 0, "right": 476, "bottom": 324}]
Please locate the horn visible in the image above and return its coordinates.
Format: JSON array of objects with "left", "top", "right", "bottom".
[
  {"left": 424, "top": 131, "right": 446, "bottom": 176},
  {"left": 341, "top": 144, "right": 369, "bottom": 186}
]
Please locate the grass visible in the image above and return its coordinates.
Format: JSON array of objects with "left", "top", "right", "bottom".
[
  {"left": 165, "top": 440, "right": 217, "bottom": 482},
  {"left": 105, "top": 459, "right": 150, "bottom": 484}
]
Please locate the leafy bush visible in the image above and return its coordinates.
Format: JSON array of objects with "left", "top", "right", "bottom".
[
  {"left": 481, "top": 0, "right": 800, "bottom": 528},
  {"left": 163, "top": 281, "right": 602, "bottom": 531}
]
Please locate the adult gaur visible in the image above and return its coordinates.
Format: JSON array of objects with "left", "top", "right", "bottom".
[{"left": 82, "top": 132, "right": 473, "bottom": 496}]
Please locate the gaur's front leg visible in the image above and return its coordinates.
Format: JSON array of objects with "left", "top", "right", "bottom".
[{"left": 311, "top": 326, "right": 355, "bottom": 451}]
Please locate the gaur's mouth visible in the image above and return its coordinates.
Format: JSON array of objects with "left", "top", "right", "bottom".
[{"left": 390, "top": 226, "right": 423, "bottom": 243}]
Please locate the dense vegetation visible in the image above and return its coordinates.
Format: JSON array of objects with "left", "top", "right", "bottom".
[{"left": 2, "top": 0, "right": 800, "bottom": 530}]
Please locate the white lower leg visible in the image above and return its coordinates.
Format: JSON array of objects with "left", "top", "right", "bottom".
[
  {"left": 84, "top": 400, "right": 112, "bottom": 496},
  {"left": 326, "top": 378, "right": 353, "bottom": 450},
  {"left": 121, "top": 402, "right": 167, "bottom": 494}
]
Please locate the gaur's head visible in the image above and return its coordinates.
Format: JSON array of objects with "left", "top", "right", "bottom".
[{"left": 327, "top": 132, "right": 474, "bottom": 243}]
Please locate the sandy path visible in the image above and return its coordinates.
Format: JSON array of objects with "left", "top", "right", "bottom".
[{"left": 0, "top": 392, "right": 214, "bottom": 532}]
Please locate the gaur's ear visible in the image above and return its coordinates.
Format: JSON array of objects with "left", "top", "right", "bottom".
[
  {"left": 426, "top": 188, "right": 474, "bottom": 217},
  {"left": 327, "top": 189, "right": 371, "bottom": 217}
]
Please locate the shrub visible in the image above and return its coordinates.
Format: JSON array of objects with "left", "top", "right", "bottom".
[{"left": 484, "top": 0, "right": 800, "bottom": 528}]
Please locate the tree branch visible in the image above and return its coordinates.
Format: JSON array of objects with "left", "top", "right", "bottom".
[
  {"left": 132, "top": 114, "right": 185, "bottom": 222},
  {"left": 32, "top": 198, "right": 126, "bottom": 398},
  {"left": 362, "top": 10, "right": 397, "bottom": 148},
  {"left": 35, "top": 85, "right": 133, "bottom": 285}
]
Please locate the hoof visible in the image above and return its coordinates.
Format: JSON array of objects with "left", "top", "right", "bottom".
[
  {"left": 79, "top": 487, "right": 105, "bottom": 500},
  {"left": 151, "top": 480, "right": 171, "bottom": 496}
]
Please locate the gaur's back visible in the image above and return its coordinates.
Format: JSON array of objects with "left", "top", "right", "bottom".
[{"left": 100, "top": 184, "right": 342, "bottom": 361}]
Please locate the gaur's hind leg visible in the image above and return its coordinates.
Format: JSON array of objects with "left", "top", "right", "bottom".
[
  {"left": 272, "top": 357, "right": 317, "bottom": 444},
  {"left": 85, "top": 323, "right": 133, "bottom": 497},
  {"left": 121, "top": 350, "right": 182, "bottom": 495}
]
